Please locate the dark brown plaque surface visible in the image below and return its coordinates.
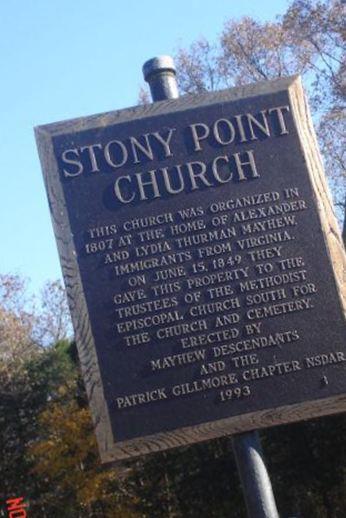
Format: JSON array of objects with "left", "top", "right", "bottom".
[{"left": 36, "top": 76, "right": 346, "bottom": 462}]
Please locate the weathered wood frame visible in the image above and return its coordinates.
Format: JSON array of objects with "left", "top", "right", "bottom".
[{"left": 35, "top": 76, "right": 346, "bottom": 463}]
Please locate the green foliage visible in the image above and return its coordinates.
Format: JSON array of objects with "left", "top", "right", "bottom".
[
  {"left": 125, "top": 441, "right": 246, "bottom": 518},
  {"left": 26, "top": 342, "right": 137, "bottom": 517},
  {"left": 0, "top": 341, "right": 75, "bottom": 510},
  {"left": 123, "top": 416, "right": 346, "bottom": 518},
  {"left": 264, "top": 416, "right": 346, "bottom": 518}
]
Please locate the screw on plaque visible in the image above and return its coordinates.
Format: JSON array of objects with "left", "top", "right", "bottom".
[{"left": 321, "top": 376, "right": 329, "bottom": 386}]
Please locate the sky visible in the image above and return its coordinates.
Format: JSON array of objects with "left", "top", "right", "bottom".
[{"left": 0, "top": 0, "right": 288, "bottom": 294}]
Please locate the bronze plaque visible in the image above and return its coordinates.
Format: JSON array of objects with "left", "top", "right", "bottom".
[{"left": 36, "top": 76, "right": 346, "bottom": 462}]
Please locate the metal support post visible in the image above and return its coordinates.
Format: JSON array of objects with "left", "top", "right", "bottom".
[
  {"left": 143, "top": 55, "right": 280, "bottom": 518},
  {"left": 232, "top": 432, "right": 279, "bottom": 518}
]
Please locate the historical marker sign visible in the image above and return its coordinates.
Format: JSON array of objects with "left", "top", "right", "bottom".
[{"left": 36, "top": 76, "right": 346, "bottom": 463}]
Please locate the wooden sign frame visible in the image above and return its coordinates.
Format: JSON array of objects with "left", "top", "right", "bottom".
[{"left": 36, "top": 76, "right": 346, "bottom": 463}]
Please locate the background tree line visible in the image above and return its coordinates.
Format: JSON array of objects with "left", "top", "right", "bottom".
[{"left": 1, "top": 1, "right": 345, "bottom": 516}]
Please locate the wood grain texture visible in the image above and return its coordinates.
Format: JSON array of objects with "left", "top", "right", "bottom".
[
  {"left": 35, "top": 75, "right": 346, "bottom": 463},
  {"left": 288, "top": 77, "right": 346, "bottom": 315},
  {"left": 37, "top": 76, "right": 298, "bottom": 136},
  {"left": 35, "top": 127, "right": 114, "bottom": 460}
]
